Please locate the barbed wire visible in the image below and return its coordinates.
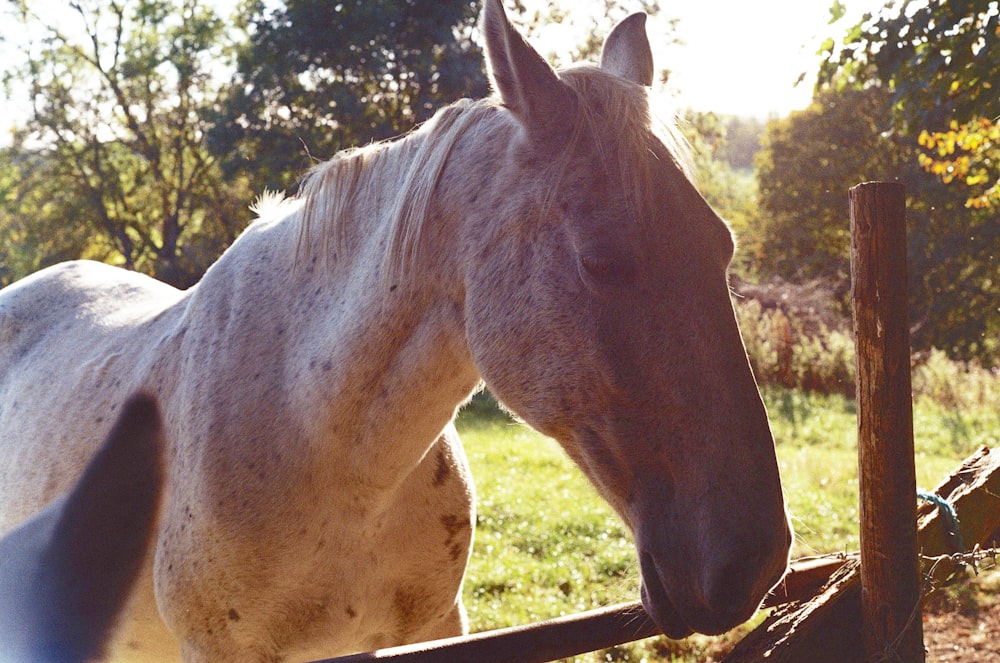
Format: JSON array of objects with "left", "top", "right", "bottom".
[
  {"left": 875, "top": 546, "right": 1000, "bottom": 663},
  {"left": 922, "top": 544, "right": 1000, "bottom": 585}
]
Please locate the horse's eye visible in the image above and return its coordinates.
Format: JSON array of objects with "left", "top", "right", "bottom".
[{"left": 580, "top": 251, "right": 612, "bottom": 275}]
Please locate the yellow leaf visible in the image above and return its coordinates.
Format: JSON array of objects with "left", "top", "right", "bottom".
[{"left": 966, "top": 172, "right": 989, "bottom": 186}]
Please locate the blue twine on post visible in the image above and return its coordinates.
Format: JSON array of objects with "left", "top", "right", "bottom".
[{"left": 917, "top": 491, "right": 964, "bottom": 554}]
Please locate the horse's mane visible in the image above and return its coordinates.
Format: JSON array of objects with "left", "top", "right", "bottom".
[
  {"left": 289, "top": 65, "right": 691, "bottom": 286},
  {"left": 293, "top": 98, "right": 495, "bottom": 284}
]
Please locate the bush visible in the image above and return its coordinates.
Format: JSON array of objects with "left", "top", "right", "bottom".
[
  {"left": 734, "top": 279, "right": 998, "bottom": 410},
  {"left": 912, "top": 349, "right": 999, "bottom": 411},
  {"left": 735, "top": 297, "right": 855, "bottom": 397}
]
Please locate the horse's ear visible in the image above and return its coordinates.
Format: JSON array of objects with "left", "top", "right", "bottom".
[
  {"left": 600, "top": 13, "right": 654, "bottom": 87},
  {"left": 482, "top": 0, "right": 576, "bottom": 140}
]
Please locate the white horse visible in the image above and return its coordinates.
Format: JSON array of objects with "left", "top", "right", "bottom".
[
  {"left": 0, "top": 395, "right": 163, "bottom": 663},
  {"left": 0, "top": 2, "right": 791, "bottom": 660}
]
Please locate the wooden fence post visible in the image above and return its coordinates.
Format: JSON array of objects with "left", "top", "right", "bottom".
[{"left": 849, "top": 182, "right": 924, "bottom": 662}]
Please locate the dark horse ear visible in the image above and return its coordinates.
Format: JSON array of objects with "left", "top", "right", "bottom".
[
  {"left": 31, "top": 394, "right": 162, "bottom": 662},
  {"left": 601, "top": 13, "right": 654, "bottom": 87},
  {"left": 481, "top": 0, "right": 577, "bottom": 142}
]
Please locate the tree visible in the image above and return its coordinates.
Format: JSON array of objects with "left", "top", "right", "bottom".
[
  {"left": 815, "top": 0, "right": 999, "bottom": 361},
  {"left": 211, "top": 0, "right": 491, "bottom": 193},
  {"left": 753, "top": 87, "right": 904, "bottom": 286},
  {"left": 0, "top": 149, "right": 98, "bottom": 286},
  {"left": 213, "top": 1, "right": 681, "bottom": 192},
  {"left": 681, "top": 111, "right": 761, "bottom": 280},
  {"left": 754, "top": 84, "right": 999, "bottom": 362},
  {"left": 1, "top": 0, "right": 251, "bottom": 288},
  {"left": 820, "top": 0, "right": 1000, "bottom": 209},
  {"left": 716, "top": 116, "right": 766, "bottom": 172},
  {"left": 821, "top": 0, "right": 998, "bottom": 129},
  {"left": 918, "top": 118, "right": 1000, "bottom": 209}
]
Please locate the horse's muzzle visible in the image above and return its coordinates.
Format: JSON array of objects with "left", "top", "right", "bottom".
[
  {"left": 637, "top": 533, "right": 789, "bottom": 638},
  {"left": 638, "top": 552, "right": 694, "bottom": 639}
]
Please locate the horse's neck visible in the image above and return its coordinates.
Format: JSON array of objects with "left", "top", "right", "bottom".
[{"left": 191, "top": 140, "right": 480, "bottom": 493}]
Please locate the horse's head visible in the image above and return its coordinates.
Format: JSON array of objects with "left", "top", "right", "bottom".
[{"left": 460, "top": 0, "right": 791, "bottom": 638}]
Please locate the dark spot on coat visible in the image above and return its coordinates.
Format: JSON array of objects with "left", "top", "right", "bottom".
[
  {"left": 432, "top": 450, "right": 451, "bottom": 487},
  {"left": 440, "top": 514, "right": 467, "bottom": 541},
  {"left": 346, "top": 605, "right": 357, "bottom": 619},
  {"left": 228, "top": 609, "right": 240, "bottom": 622},
  {"left": 449, "top": 543, "right": 464, "bottom": 561},
  {"left": 393, "top": 588, "right": 427, "bottom": 640}
]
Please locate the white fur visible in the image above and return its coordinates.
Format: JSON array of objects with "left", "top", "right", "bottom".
[{"left": 0, "top": 2, "right": 790, "bottom": 659}]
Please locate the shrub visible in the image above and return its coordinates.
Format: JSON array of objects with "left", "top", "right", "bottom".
[
  {"left": 735, "top": 297, "right": 855, "bottom": 396},
  {"left": 734, "top": 279, "right": 998, "bottom": 410},
  {"left": 912, "top": 349, "right": 1000, "bottom": 411}
]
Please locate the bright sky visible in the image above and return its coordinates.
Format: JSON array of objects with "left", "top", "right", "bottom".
[
  {"left": 656, "top": 0, "right": 888, "bottom": 117},
  {"left": 0, "top": 0, "right": 890, "bottom": 141}
]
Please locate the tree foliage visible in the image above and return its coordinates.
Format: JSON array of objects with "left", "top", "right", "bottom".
[
  {"left": 212, "top": 0, "right": 490, "bottom": 193},
  {"left": 1, "top": 0, "right": 251, "bottom": 287},
  {"left": 820, "top": 0, "right": 999, "bottom": 209},
  {"left": 789, "top": 0, "right": 1000, "bottom": 361},
  {"left": 681, "top": 112, "right": 762, "bottom": 279},
  {"left": 918, "top": 118, "right": 1000, "bottom": 209},
  {"left": 753, "top": 85, "right": 999, "bottom": 362},
  {"left": 0, "top": 149, "right": 99, "bottom": 285},
  {"left": 754, "top": 87, "right": 904, "bottom": 286},
  {"left": 819, "top": 0, "right": 998, "bottom": 126}
]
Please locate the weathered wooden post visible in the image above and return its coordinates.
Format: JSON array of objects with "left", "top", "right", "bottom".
[{"left": 849, "top": 181, "right": 924, "bottom": 662}]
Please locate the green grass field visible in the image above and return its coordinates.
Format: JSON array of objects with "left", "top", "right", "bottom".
[{"left": 455, "top": 387, "right": 999, "bottom": 662}]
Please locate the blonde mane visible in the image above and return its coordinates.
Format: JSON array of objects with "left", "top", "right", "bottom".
[
  {"left": 293, "top": 66, "right": 692, "bottom": 285},
  {"left": 294, "top": 98, "right": 496, "bottom": 285}
]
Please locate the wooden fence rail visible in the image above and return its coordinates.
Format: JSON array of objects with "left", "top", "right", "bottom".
[{"left": 314, "top": 555, "right": 846, "bottom": 663}]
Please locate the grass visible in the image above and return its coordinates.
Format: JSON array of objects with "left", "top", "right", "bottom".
[{"left": 455, "top": 385, "right": 999, "bottom": 662}]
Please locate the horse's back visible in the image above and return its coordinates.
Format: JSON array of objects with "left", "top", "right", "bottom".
[
  {"left": 0, "top": 260, "right": 182, "bottom": 369},
  {"left": 0, "top": 260, "right": 185, "bottom": 530}
]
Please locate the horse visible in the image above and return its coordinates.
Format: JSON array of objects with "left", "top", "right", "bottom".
[
  {"left": 0, "top": 1, "right": 791, "bottom": 660},
  {"left": 0, "top": 394, "right": 163, "bottom": 663}
]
